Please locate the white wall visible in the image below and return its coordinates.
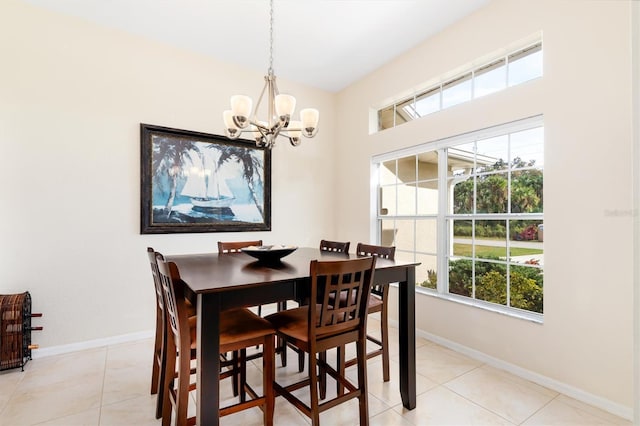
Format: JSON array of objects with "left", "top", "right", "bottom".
[
  {"left": 335, "top": 0, "right": 634, "bottom": 416},
  {"left": 0, "top": 0, "right": 336, "bottom": 347}
]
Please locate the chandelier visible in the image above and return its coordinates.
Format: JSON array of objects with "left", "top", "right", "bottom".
[{"left": 222, "top": 0, "right": 319, "bottom": 148}]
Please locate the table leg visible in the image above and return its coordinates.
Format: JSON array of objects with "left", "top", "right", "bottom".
[
  {"left": 398, "top": 266, "right": 416, "bottom": 409},
  {"left": 197, "top": 293, "right": 221, "bottom": 425}
]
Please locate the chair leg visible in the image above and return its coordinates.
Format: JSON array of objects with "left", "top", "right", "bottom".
[
  {"left": 298, "top": 348, "right": 305, "bottom": 372},
  {"left": 276, "top": 302, "right": 288, "bottom": 367},
  {"left": 381, "top": 306, "right": 390, "bottom": 382},
  {"left": 225, "top": 351, "right": 239, "bottom": 397},
  {"left": 161, "top": 351, "right": 175, "bottom": 426},
  {"left": 151, "top": 352, "right": 159, "bottom": 395},
  {"left": 155, "top": 344, "right": 168, "bottom": 419},
  {"left": 263, "top": 335, "right": 275, "bottom": 426},
  {"left": 356, "top": 336, "right": 370, "bottom": 426},
  {"left": 337, "top": 345, "right": 345, "bottom": 396},
  {"left": 176, "top": 351, "right": 190, "bottom": 426},
  {"left": 319, "top": 351, "right": 327, "bottom": 400},
  {"left": 308, "top": 351, "right": 320, "bottom": 426},
  {"left": 256, "top": 306, "right": 263, "bottom": 350},
  {"left": 240, "top": 349, "right": 247, "bottom": 403},
  {"left": 278, "top": 335, "right": 287, "bottom": 367},
  {"left": 151, "top": 311, "right": 162, "bottom": 395}
]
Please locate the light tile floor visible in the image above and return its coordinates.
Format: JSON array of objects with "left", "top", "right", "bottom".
[{"left": 0, "top": 315, "right": 632, "bottom": 425}]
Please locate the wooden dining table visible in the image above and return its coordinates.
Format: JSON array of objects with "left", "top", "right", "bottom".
[{"left": 166, "top": 247, "right": 418, "bottom": 425}]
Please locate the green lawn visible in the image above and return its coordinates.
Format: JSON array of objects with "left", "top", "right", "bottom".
[{"left": 453, "top": 243, "right": 543, "bottom": 258}]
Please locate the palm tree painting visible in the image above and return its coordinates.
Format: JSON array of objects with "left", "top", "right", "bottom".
[
  {"left": 141, "top": 124, "right": 271, "bottom": 234},
  {"left": 215, "top": 145, "right": 266, "bottom": 221},
  {"left": 150, "top": 134, "right": 197, "bottom": 218}
]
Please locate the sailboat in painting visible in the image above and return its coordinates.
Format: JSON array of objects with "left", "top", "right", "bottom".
[{"left": 181, "top": 150, "right": 235, "bottom": 209}]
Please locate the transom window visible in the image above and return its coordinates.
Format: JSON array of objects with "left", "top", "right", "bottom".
[
  {"left": 377, "top": 42, "right": 542, "bottom": 131},
  {"left": 373, "top": 116, "right": 544, "bottom": 318}
]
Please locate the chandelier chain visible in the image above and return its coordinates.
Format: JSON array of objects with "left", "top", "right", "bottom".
[{"left": 268, "top": 0, "right": 274, "bottom": 74}]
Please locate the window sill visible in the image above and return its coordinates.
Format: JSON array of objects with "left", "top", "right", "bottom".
[{"left": 393, "top": 284, "right": 544, "bottom": 324}]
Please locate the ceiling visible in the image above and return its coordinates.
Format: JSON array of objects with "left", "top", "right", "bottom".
[{"left": 22, "top": 0, "right": 489, "bottom": 92}]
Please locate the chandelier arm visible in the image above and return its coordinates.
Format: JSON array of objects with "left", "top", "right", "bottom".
[
  {"left": 252, "top": 77, "right": 270, "bottom": 125},
  {"left": 267, "top": 73, "right": 275, "bottom": 129}
]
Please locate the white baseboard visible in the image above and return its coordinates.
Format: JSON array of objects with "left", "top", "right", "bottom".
[
  {"left": 32, "top": 330, "right": 154, "bottom": 358},
  {"left": 389, "top": 320, "right": 634, "bottom": 421},
  {"left": 30, "top": 325, "right": 633, "bottom": 421}
]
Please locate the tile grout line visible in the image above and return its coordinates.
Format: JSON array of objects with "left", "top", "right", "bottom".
[
  {"left": 443, "top": 382, "right": 518, "bottom": 425},
  {"left": 97, "top": 345, "right": 109, "bottom": 425},
  {"left": 439, "top": 362, "right": 520, "bottom": 425},
  {"left": 517, "top": 393, "right": 559, "bottom": 425}
]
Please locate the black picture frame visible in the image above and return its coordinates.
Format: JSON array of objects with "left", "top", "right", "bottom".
[{"left": 140, "top": 124, "right": 271, "bottom": 234}]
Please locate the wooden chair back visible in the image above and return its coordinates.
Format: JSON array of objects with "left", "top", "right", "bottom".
[
  {"left": 218, "top": 240, "right": 263, "bottom": 253},
  {"left": 147, "top": 248, "right": 165, "bottom": 312},
  {"left": 356, "top": 243, "right": 395, "bottom": 298},
  {"left": 155, "top": 254, "right": 189, "bottom": 357},
  {"left": 310, "top": 257, "right": 376, "bottom": 341},
  {"left": 147, "top": 247, "right": 166, "bottom": 418},
  {"left": 355, "top": 243, "right": 395, "bottom": 260},
  {"left": 155, "top": 253, "right": 195, "bottom": 425},
  {"left": 319, "top": 239, "right": 350, "bottom": 254}
]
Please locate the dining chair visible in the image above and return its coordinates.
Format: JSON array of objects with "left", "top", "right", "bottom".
[
  {"left": 149, "top": 248, "right": 240, "bottom": 421},
  {"left": 218, "top": 239, "right": 294, "bottom": 368},
  {"left": 265, "top": 256, "right": 376, "bottom": 426},
  {"left": 290, "top": 239, "right": 352, "bottom": 373},
  {"left": 319, "top": 239, "right": 350, "bottom": 254},
  {"left": 147, "top": 247, "right": 197, "bottom": 419},
  {"left": 218, "top": 240, "right": 265, "bottom": 316},
  {"left": 156, "top": 253, "right": 275, "bottom": 426},
  {"left": 338, "top": 243, "right": 396, "bottom": 389}
]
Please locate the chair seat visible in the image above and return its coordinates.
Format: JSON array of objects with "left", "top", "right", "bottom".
[
  {"left": 265, "top": 304, "right": 345, "bottom": 344},
  {"left": 265, "top": 306, "right": 316, "bottom": 344},
  {"left": 220, "top": 308, "right": 275, "bottom": 349},
  {"left": 185, "top": 308, "right": 275, "bottom": 350},
  {"left": 367, "top": 294, "right": 383, "bottom": 312}
]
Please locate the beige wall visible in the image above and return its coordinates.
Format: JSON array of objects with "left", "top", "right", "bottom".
[
  {"left": 335, "top": 0, "right": 634, "bottom": 417},
  {"left": 0, "top": 0, "right": 336, "bottom": 346},
  {"left": 0, "top": 0, "right": 635, "bottom": 419}
]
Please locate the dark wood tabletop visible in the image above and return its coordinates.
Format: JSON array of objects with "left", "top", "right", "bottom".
[{"left": 169, "top": 247, "right": 414, "bottom": 292}]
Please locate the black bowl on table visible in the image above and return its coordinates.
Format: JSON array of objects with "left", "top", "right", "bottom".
[{"left": 241, "top": 245, "right": 297, "bottom": 263}]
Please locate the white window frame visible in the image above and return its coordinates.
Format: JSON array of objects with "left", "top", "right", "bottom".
[
  {"left": 376, "top": 40, "right": 543, "bottom": 132},
  {"left": 371, "top": 115, "right": 544, "bottom": 322}
]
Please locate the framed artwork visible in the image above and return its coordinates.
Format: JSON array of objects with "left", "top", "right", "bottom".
[{"left": 140, "top": 124, "right": 271, "bottom": 234}]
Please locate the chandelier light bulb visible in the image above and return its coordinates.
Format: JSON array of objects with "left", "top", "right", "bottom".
[
  {"left": 223, "top": 110, "right": 240, "bottom": 139},
  {"left": 300, "top": 108, "right": 320, "bottom": 137},
  {"left": 275, "top": 94, "right": 296, "bottom": 120},
  {"left": 230, "top": 95, "right": 252, "bottom": 128}
]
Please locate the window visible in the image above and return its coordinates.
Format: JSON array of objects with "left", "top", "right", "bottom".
[
  {"left": 377, "top": 41, "right": 543, "bottom": 131},
  {"left": 374, "top": 117, "right": 544, "bottom": 318},
  {"left": 508, "top": 44, "right": 543, "bottom": 86},
  {"left": 442, "top": 73, "right": 472, "bottom": 109},
  {"left": 474, "top": 59, "right": 506, "bottom": 98}
]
